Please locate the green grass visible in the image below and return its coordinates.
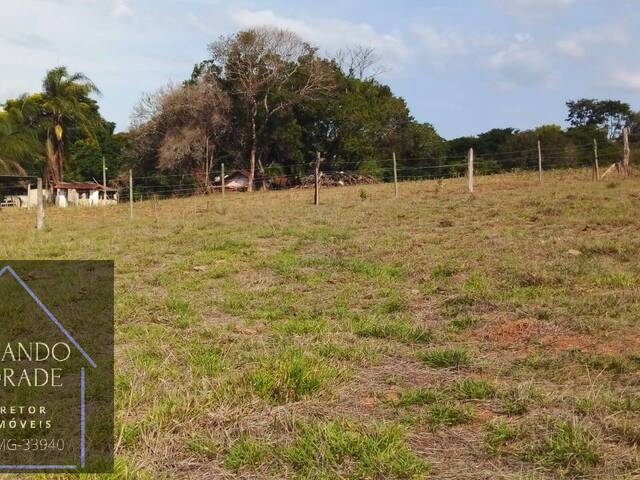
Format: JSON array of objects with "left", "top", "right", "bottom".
[
  {"left": 352, "top": 316, "right": 432, "bottom": 343},
  {"left": 527, "top": 420, "right": 601, "bottom": 474},
  {"left": 448, "top": 314, "right": 480, "bottom": 333},
  {"left": 3, "top": 170, "right": 639, "bottom": 479},
  {"left": 425, "top": 403, "right": 473, "bottom": 430},
  {"left": 419, "top": 347, "right": 470, "bottom": 368},
  {"left": 281, "top": 420, "right": 429, "bottom": 479},
  {"left": 485, "top": 419, "right": 520, "bottom": 456},
  {"left": 499, "top": 384, "right": 540, "bottom": 416},
  {"left": 394, "top": 388, "right": 439, "bottom": 407},
  {"left": 454, "top": 377, "right": 495, "bottom": 399},
  {"left": 225, "top": 436, "right": 271, "bottom": 471},
  {"left": 249, "top": 348, "right": 339, "bottom": 404}
]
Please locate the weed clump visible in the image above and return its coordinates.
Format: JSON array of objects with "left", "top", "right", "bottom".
[
  {"left": 485, "top": 419, "right": 520, "bottom": 456},
  {"left": 353, "top": 316, "right": 432, "bottom": 343},
  {"left": 225, "top": 437, "right": 270, "bottom": 471},
  {"left": 395, "top": 388, "right": 439, "bottom": 407},
  {"left": 454, "top": 378, "right": 495, "bottom": 399},
  {"left": 448, "top": 314, "right": 480, "bottom": 332},
  {"left": 420, "top": 347, "right": 470, "bottom": 368},
  {"left": 527, "top": 420, "right": 601, "bottom": 474},
  {"left": 249, "top": 349, "right": 337, "bottom": 404},
  {"left": 282, "top": 420, "right": 429, "bottom": 479},
  {"left": 425, "top": 403, "right": 473, "bottom": 430}
]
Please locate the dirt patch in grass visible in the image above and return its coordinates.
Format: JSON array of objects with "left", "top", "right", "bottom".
[{"left": 540, "top": 332, "right": 594, "bottom": 353}]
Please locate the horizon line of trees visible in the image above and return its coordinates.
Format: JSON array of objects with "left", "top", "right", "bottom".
[{"left": 1, "top": 28, "right": 639, "bottom": 193}]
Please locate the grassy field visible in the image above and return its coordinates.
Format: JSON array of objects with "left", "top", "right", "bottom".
[{"left": 2, "top": 168, "right": 639, "bottom": 479}]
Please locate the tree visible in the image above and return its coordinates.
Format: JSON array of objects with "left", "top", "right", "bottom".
[
  {"left": 205, "top": 28, "right": 335, "bottom": 190},
  {"left": 335, "top": 45, "right": 386, "bottom": 80},
  {"left": 566, "top": 99, "right": 632, "bottom": 140},
  {"left": 128, "top": 76, "right": 230, "bottom": 190},
  {"left": 629, "top": 111, "right": 640, "bottom": 143},
  {"left": 294, "top": 65, "right": 415, "bottom": 175},
  {"left": 0, "top": 109, "right": 36, "bottom": 175},
  {"left": 39, "top": 67, "right": 101, "bottom": 183}
]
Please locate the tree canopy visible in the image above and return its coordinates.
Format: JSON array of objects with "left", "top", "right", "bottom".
[{"left": 1, "top": 31, "right": 638, "bottom": 193}]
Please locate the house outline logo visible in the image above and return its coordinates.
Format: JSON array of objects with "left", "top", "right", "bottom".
[{"left": 0, "top": 264, "right": 96, "bottom": 471}]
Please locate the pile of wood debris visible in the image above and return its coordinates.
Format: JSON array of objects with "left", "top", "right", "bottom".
[{"left": 299, "top": 171, "right": 378, "bottom": 187}]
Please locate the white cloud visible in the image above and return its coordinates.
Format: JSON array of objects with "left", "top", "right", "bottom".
[
  {"left": 186, "top": 12, "right": 214, "bottom": 36},
  {"left": 111, "top": 0, "right": 134, "bottom": 17},
  {"left": 490, "top": 0, "right": 575, "bottom": 17},
  {"left": 556, "top": 23, "right": 630, "bottom": 59},
  {"left": 487, "top": 33, "right": 551, "bottom": 87},
  {"left": 412, "top": 26, "right": 468, "bottom": 56},
  {"left": 229, "top": 8, "right": 410, "bottom": 71},
  {"left": 607, "top": 68, "right": 640, "bottom": 91}
]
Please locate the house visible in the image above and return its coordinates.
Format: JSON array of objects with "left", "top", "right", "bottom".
[
  {"left": 213, "top": 169, "right": 252, "bottom": 191},
  {"left": 52, "top": 181, "right": 118, "bottom": 207},
  {"left": 0, "top": 176, "right": 47, "bottom": 208}
]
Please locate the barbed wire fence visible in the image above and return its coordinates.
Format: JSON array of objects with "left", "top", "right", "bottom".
[
  {"left": 0, "top": 130, "right": 635, "bottom": 228},
  {"left": 116, "top": 138, "right": 631, "bottom": 202}
]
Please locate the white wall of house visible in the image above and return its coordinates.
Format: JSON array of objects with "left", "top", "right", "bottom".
[
  {"left": 225, "top": 175, "right": 249, "bottom": 189},
  {"left": 56, "top": 189, "right": 68, "bottom": 208}
]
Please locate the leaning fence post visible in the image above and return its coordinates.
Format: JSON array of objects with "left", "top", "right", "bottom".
[
  {"left": 129, "top": 169, "right": 133, "bottom": 220},
  {"left": 221, "top": 163, "right": 225, "bottom": 200},
  {"left": 314, "top": 152, "right": 322, "bottom": 205},
  {"left": 392, "top": 151, "right": 399, "bottom": 199},
  {"left": 36, "top": 177, "right": 45, "bottom": 230},
  {"left": 593, "top": 138, "right": 600, "bottom": 181},
  {"left": 623, "top": 127, "right": 631, "bottom": 176},
  {"left": 467, "top": 148, "right": 474, "bottom": 193},
  {"left": 537, "top": 139, "right": 543, "bottom": 184}
]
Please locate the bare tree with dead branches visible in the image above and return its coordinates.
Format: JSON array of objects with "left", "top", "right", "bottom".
[
  {"left": 335, "top": 45, "right": 387, "bottom": 81},
  {"left": 129, "top": 75, "right": 230, "bottom": 190}
]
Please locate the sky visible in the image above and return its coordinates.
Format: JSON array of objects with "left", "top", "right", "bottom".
[{"left": 1, "top": 0, "right": 639, "bottom": 139}]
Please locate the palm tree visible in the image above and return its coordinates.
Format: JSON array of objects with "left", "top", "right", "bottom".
[
  {"left": 0, "top": 110, "right": 32, "bottom": 175},
  {"left": 41, "top": 66, "right": 100, "bottom": 183}
]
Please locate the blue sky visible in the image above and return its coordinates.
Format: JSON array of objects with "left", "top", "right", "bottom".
[{"left": 1, "top": 0, "right": 639, "bottom": 139}]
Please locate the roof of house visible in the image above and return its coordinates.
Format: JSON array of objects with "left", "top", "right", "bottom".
[
  {"left": 226, "top": 169, "right": 251, "bottom": 179},
  {"left": 53, "top": 181, "right": 117, "bottom": 192}
]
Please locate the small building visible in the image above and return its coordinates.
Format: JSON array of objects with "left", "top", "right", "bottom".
[
  {"left": 213, "top": 170, "right": 252, "bottom": 191},
  {"left": 53, "top": 181, "right": 118, "bottom": 208},
  {"left": 0, "top": 176, "right": 47, "bottom": 208}
]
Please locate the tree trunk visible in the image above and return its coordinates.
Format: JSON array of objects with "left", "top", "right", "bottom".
[
  {"left": 58, "top": 147, "right": 64, "bottom": 183},
  {"left": 257, "top": 156, "right": 268, "bottom": 190},
  {"left": 46, "top": 131, "right": 64, "bottom": 184}
]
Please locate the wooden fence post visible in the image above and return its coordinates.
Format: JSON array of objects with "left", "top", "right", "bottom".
[
  {"left": 221, "top": 163, "right": 225, "bottom": 200},
  {"left": 205, "top": 136, "right": 210, "bottom": 192},
  {"left": 623, "top": 127, "right": 631, "bottom": 176},
  {"left": 314, "top": 152, "right": 322, "bottom": 205},
  {"left": 537, "top": 140, "right": 543, "bottom": 184},
  {"left": 392, "top": 151, "right": 398, "bottom": 199},
  {"left": 467, "top": 148, "right": 474, "bottom": 193},
  {"left": 102, "top": 155, "right": 107, "bottom": 204},
  {"left": 36, "top": 177, "right": 45, "bottom": 230},
  {"left": 153, "top": 194, "right": 159, "bottom": 224},
  {"left": 593, "top": 138, "right": 600, "bottom": 181},
  {"left": 129, "top": 169, "right": 133, "bottom": 220}
]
